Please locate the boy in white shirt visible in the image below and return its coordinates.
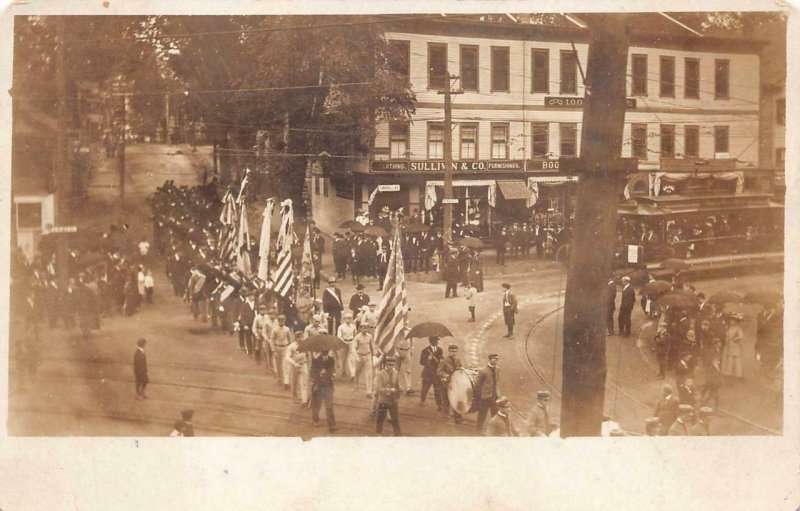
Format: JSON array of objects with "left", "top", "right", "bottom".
[
  {"left": 465, "top": 281, "right": 478, "bottom": 322},
  {"left": 337, "top": 313, "right": 358, "bottom": 379}
]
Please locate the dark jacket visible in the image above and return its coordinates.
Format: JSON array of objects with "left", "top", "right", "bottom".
[
  {"left": 419, "top": 345, "right": 443, "bottom": 378},
  {"left": 474, "top": 364, "right": 500, "bottom": 402},
  {"left": 133, "top": 348, "right": 148, "bottom": 383},
  {"left": 322, "top": 287, "right": 344, "bottom": 315},
  {"left": 620, "top": 285, "right": 636, "bottom": 313},
  {"left": 311, "top": 355, "right": 336, "bottom": 388},
  {"left": 348, "top": 292, "right": 371, "bottom": 316}
]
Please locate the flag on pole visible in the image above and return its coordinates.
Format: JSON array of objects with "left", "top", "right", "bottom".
[
  {"left": 257, "top": 198, "right": 275, "bottom": 281},
  {"left": 273, "top": 199, "right": 295, "bottom": 298},
  {"left": 218, "top": 188, "right": 238, "bottom": 263},
  {"left": 301, "top": 223, "right": 315, "bottom": 284},
  {"left": 236, "top": 200, "right": 251, "bottom": 276},
  {"left": 374, "top": 216, "right": 408, "bottom": 355}
]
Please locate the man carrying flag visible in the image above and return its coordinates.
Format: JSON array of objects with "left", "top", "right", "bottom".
[{"left": 272, "top": 199, "right": 296, "bottom": 312}]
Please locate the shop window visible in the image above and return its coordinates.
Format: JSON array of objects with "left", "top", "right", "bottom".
[
  {"left": 714, "top": 59, "right": 730, "bottom": 99},
  {"left": 631, "top": 54, "right": 647, "bottom": 96},
  {"left": 776, "top": 98, "right": 785, "bottom": 126},
  {"left": 428, "top": 43, "right": 448, "bottom": 90},
  {"left": 16, "top": 203, "right": 42, "bottom": 229},
  {"left": 388, "top": 40, "right": 410, "bottom": 83},
  {"left": 684, "top": 58, "right": 700, "bottom": 99},
  {"left": 560, "top": 123, "right": 577, "bottom": 158},
  {"left": 428, "top": 123, "right": 444, "bottom": 159},
  {"left": 560, "top": 50, "right": 578, "bottom": 94},
  {"left": 684, "top": 125, "right": 699, "bottom": 158},
  {"left": 660, "top": 125, "right": 675, "bottom": 158},
  {"left": 531, "top": 122, "right": 549, "bottom": 158},
  {"left": 491, "top": 46, "right": 510, "bottom": 92},
  {"left": 333, "top": 175, "right": 354, "bottom": 200},
  {"left": 531, "top": 49, "right": 549, "bottom": 93},
  {"left": 714, "top": 126, "right": 729, "bottom": 154},
  {"left": 322, "top": 178, "right": 329, "bottom": 197},
  {"left": 460, "top": 45, "right": 479, "bottom": 91},
  {"left": 491, "top": 124, "right": 509, "bottom": 159},
  {"left": 631, "top": 124, "right": 647, "bottom": 159},
  {"left": 660, "top": 56, "right": 675, "bottom": 97},
  {"left": 460, "top": 123, "right": 478, "bottom": 160},
  {"left": 314, "top": 176, "right": 320, "bottom": 196},
  {"left": 389, "top": 122, "right": 409, "bottom": 159}
]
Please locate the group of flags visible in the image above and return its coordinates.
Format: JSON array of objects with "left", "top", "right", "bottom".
[{"left": 215, "top": 177, "right": 408, "bottom": 354}]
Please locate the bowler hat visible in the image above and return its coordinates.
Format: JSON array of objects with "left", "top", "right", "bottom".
[
  {"left": 537, "top": 390, "right": 551, "bottom": 400},
  {"left": 356, "top": 284, "right": 365, "bottom": 290},
  {"left": 328, "top": 276, "right": 337, "bottom": 284},
  {"left": 699, "top": 406, "right": 714, "bottom": 417},
  {"left": 678, "top": 404, "right": 694, "bottom": 414},
  {"left": 495, "top": 396, "right": 510, "bottom": 407}
]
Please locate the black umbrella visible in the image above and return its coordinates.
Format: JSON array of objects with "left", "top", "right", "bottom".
[
  {"left": 405, "top": 321, "right": 454, "bottom": 339},
  {"left": 660, "top": 258, "right": 689, "bottom": 270},
  {"left": 743, "top": 291, "right": 782, "bottom": 308},
  {"left": 403, "top": 223, "right": 429, "bottom": 234},
  {"left": 364, "top": 225, "right": 388, "bottom": 237},
  {"left": 656, "top": 290, "right": 700, "bottom": 309},
  {"left": 298, "top": 334, "right": 348, "bottom": 353},
  {"left": 459, "top": 236, "right": 483, "bottom": 250},
  {"left": 643, "top": 280, "right": 672, "bottom": 296},
  {"left": 339, "top": 220, "right": 365, "bottom": 232},
  {"left": 706, "top": 291, "right": 745, "bottom": 305}
]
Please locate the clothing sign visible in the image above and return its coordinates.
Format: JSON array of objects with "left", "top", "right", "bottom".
[{"left": 627, "top": 245, "right": 641, "bottom": 264}]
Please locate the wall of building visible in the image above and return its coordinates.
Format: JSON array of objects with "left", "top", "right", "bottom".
[{"left": 310, "top": 176, "right": 354, "bottom": 235}]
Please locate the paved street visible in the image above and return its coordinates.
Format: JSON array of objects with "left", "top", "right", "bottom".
[{"left": 8, "top": 144, "right": 783, "bottom": 437}]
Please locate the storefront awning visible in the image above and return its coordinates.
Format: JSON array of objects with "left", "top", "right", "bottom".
[
  {"left": 425, "top": 180, "right": 497, "bottom": 210},
  {"left": 496, "top": 180, "right": 531, "bottom": 200},
  {"left": 526, "top": 176, "right": 579, "bottom": 208}
]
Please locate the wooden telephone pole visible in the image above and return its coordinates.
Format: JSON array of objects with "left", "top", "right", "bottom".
[
  {"left": 439, "top": 75, "right": 462, "bottom": 248},
  {"left": 560, "top": 15, "right": 635, "bottom": 437},
  {"left": 55, "top": 17, "right": 71, "bottom": 286}
]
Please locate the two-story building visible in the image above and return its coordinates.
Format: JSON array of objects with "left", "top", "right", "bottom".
[{"left": 311, "top": 14, "right": 771, "bottom": 237}]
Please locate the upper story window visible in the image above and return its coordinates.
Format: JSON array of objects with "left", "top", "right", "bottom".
[
  {"left": 684, "top": 58, "right": 700, "bottom": 99},
  {"left": 684, "top": 125, "right": 699, "bottom": 158},
  {"left": 428, "top": 43, "right": 448, "bottom": 90},
  {"left": 560, "top": 50, "right": 578, "bottom": 95},
  {"left": 491, "top": 124, "right": 509, "bottom": 159},
  {"left": 660, "top": 56, "right": 675, "bottom": 97},
  {"left": 531, "top": 122, "right": 549, "bottom": 158},
  {"left": 460, "top": 123, "right": 478, "bottom": 160},
  {"left": 714, "top": 59, "right": 730, "bottom": 99},
  {"left": 776, "top": 98, "right": 786, "bottom": 126},
  {"left": 389, "top": 122, "right": 409, "bottom": 159},
  {"left": 387, "top": 40, "right": 410, "bottom": 83},
  {"left": 428, "top": 123, "right": 444, "bottom": 159},
  {"left": 460, "top": 45, "right": 479, "bottom": 91},
  {"left": 631, "top": 54, "right": 647, "bottom": 96},
  {"left": 631, "top": 123, "right": 648, "bottom": 159},
  {"left": 560, "top": 123, "right": 577, "bottom": 157},
  {"left": 491, "top": 46, "right": 510, "bottom": 92},
  {"left": 714, "top": 126, "right": 729, "bottom": 155},
  {"left": 531, "top": 49, "right": 549, "bottom": 93},
  {"left": 660, "top": 125, "right": 675, "bottom": 159}
]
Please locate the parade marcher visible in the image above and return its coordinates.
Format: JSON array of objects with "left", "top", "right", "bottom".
[
  {"left": 465, "top": 281, "right": 478, "bottom": 322},
  {"left": 348, "top": 284, "right": 370, "bottom": 318},
  {"left": 501, "top": 283, "right": 518, "bottom": 338},
  {"left": 618, "top": 276, "right": 635, "bottom": 337},
  {"left": 353, "top": 324, "right": 376, "bottom": 396},
  {"left": 236, "top": 290, "right": 257, "bottom": 356},
  {"left": 133, "top": 338, "right": 148, "bottom": 400},
  {"left": 484, "top": 396, "right": 520, "bottom": 437},
  {"left": 653, "top": 384, "right": 680, "bottom": 435},
  {"left": 667, "top": 404, "right": 694, "bottom": 436},
  {"left": 394, "top": 334, "right": 413, "bottom": 395},
  {"left": 419, "top": 336, "right": 444, "bottom": 410},
  {"left": 525, "top": 390, "right": 554, "bottom": 437},
  {"left": 606, "top": 278, "right": 617, "bottom": 336},
  {"left": 322, "top": 277, "right": 344, "bottom": 337},
  {"left": 285, "top": 334, "right": 310, "bottom": 406},
  {"left": 437, "top": 343, "right": 463, "bottom": 423},
  {"left": 337, "top": 313, "right": 357, "bottom": 379},
  {"left": 310, "top": 351, "right": 337, "bottom": 433},
  {"left": 690, "top": 406, "right": 714, "bottom": 436},
  {"left": 475, "top": 353, "right": 501, "bottom": 431},
  {"left": 253, "top": 306, "right": 274, "bottom": 372},
  {"left": 375, "top": 355, "right": 402, "bottom": 436},
  {"left": 270, "top": 315, "right": 294, "bottom": 389}
]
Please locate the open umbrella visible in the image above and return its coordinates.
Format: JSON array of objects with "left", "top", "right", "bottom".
[
  {"left": 298, "top": 334, "right": 348, "bottom": 353},
  {"left": 405, "top": 321, "right": 454, "bottom": 339},
  {"left": 706, "top": 291, "right": 745, "bottom": 305},
  {"left": 656, "top": 290, "right": 700, "bottom": 309},
  {"left": 743, "top": 291, "right": 782, "bottom": 308},
  {"left": 364, "top": 225, "right": 388, "bottom": 237},
  {"left": 403, "top": 223, "right": 429, "bottom": 234},
  {"left": 660, "top": 258, "right": 689, "bottom": 270},
  {"left": 459, "top": 236, "right": 483, "bottom": 250},
  {"left": 643, "top": 280, "right": 672, "bottom": 296},
  {"left": 339, "top": 220, "right": 366, "bottom": 232}
]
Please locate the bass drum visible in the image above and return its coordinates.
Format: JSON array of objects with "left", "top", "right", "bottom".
[{"left": 447, "top": 368, "right": 480, "bottom": 415}]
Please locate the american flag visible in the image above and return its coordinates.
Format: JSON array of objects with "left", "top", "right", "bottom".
[
  {"left": 301, "top": 223, "right": 315, "bottom": 284},
  {"left": 374, "top": 219, "right": 408, "bottom": 354},
  {"left": 236, "top": 199, "right": 251, "bottom": 276},
  {"left": 217, "top": 188, "right": 238, "bottom": 263},
  {"left": 272, "top": 199, "right": 296, "bottom": 298}
]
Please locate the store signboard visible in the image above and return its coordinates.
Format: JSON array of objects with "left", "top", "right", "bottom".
[
  {"left": 442, "top": 198, "right": 460, "bottom": 204},
  {"left": 377, "top": 184, "right": 400, "bottom": 192},
  {"left": 545, "top": 96, "right": 637, "bottom": 109},
  {"left": 370, "top": 160, "right": 524, "bottom": 173}
]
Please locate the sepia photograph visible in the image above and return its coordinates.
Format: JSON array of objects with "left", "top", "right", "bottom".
[{"left": 6, "top": 9, "right": 789, "bottom": 441}]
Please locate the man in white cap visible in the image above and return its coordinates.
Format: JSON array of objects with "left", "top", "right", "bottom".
[
  {"left": 667, "top": 404, "right": 694, "bottom": 436},
  {"left": 484, "top": 396, "right": 520, "bottom": 437},
  {"left": 618, "top": 276, "right": 636, "bottom": 337},
  {"left": 375, "top": 355, "right": 402, "bottom": 436},
  {"left": 526, "top": 390, "right": 553, "bottom": 437}
]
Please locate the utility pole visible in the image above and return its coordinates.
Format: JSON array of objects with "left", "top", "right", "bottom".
[
  {"left": 55, "top": 17, "right": 71, "bottom": 286},
  {"left": 115, "top": 78, "right": 127, "bottom": 220},
  {"left": 438, "top": 75, "right": 462, "bottom": 247},
  {"left": 559, "top": 14, "right": 636, "bottom": 437}
]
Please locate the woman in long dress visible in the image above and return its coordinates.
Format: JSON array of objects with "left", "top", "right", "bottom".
[{"left": 721, "top": 314, "right": 745, "bottom": 379}]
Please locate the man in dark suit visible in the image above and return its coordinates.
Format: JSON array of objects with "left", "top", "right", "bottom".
[
  {"left": 311, "top": 227, "right": 325, "bottom": 257},
  {"left": 474, "top": 353, "right": 500, "bottom": 431},
  {"left": 322, "top": 277, "right": 344, "bottom": 335},
  {"left": 376, "top": 245, "right": 390, "bottom": 290},
  {"left": 237, "top": 290, "right": 257, "bottom": 357},
  {"left": 618, "top": 276, "right": 636, "bottom": 337},
  {"left": 443, "top": 247, "right": 460, "bottom": 298},
  {"left": 606, "top": 278, "right": 617, "bottom": 336},
  {"left": 348, "top": 284, "right": 370, "bottom": 317},
  {"left": 419, "top": 336, "right": 444, "bottom": 409},
  {"left": 501, "top": 283, "right": 518, "bottom": 338},
  {"left": 375, "top": 355, "right": 402, "bottom": 436},
  {"left": 310, "top": 350, "right": 337, "bottom": 432},
  {"left": 437, "top": 343, "right": 464, "bottom": 422},
  {"left": 133, "top": 338, "right": 149, "bottom": 399}
]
